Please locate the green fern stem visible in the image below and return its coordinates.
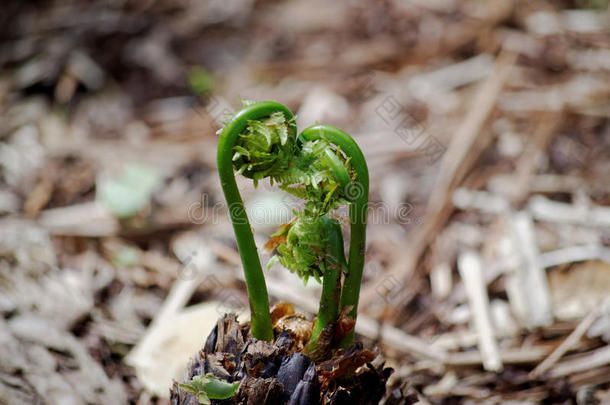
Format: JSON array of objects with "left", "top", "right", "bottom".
[
  {"left": 217, "top": 101, "right": 296, "bottom": 341},
  {"left": 299, "top": 124, "right": 369, "bottom": 347},
  {"left": 307, "top": 216, "right": 346, "bottom": 354}
]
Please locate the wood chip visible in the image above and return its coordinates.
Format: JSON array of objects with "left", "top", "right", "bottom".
[
  {"left": 508, "top": 211, "right": 553, "bottom": 328},
  {"left": 528, "top": 195, "right": 610, "bottom": 228},
  {"left": 457, "top": 251, "right": 502, "bottom": 372}
]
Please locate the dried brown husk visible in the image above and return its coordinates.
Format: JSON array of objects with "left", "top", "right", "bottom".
[{"left": 170, "top": 311, "right": 391, "bottom": 405}]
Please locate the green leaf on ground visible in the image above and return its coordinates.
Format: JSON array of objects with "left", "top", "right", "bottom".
[
  {"left": 178, "top": 374, "right": 240, "bottom": 404},
  {"left": 98, "top": 164, "right": 160, "bottom": 218}
]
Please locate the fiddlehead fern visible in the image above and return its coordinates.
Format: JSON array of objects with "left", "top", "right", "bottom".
[
  {"left": 232, "top": 110, "right": 296, "bottom": 186},
  {"left": 218, "top": 101, "right": 296, "bottom": 341},
  {"left": 218, "top": 101, "right": 368, "bottom": 351},
  {"left": 299, "top": 124, "right": 369, "bottom": 347}
]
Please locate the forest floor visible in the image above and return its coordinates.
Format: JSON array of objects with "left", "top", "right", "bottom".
[{"left": 1, "top": 0, "right": 610, "bottom": 403}]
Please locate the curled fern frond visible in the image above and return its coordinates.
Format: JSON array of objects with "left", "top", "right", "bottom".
[
  {"left": 288, "top": 138, "right": 352, "bottom": 214},
  {"left": 217, "top": 101, "right": 297, "bottom": 341},
  {"left": 269, "top": 213, "right": 328, "bottom": 285},
  {"left": 232, "top": 111, "right": 296, "bottom": 186}
]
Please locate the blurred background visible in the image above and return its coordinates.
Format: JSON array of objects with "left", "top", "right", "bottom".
[{"left": 1, "top": 0, "right": 610, "bottom": 403}]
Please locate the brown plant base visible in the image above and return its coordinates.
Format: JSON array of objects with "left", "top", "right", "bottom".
[{"left": 170, "top": 308, "right": 392, "bottom": 405}]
